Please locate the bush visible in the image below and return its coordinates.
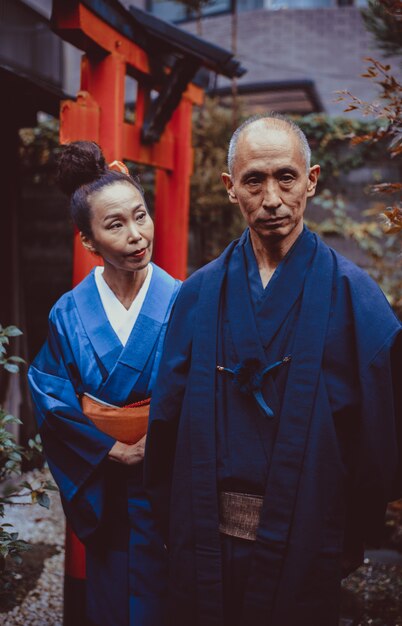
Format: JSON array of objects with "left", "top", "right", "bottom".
[{"left": 0, "top": 324, "right": 55, "bottom": 573}]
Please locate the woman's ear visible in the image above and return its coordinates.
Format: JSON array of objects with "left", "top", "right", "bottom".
[{"left": 80, "top": 232, "right": 97, "bottom": 254}]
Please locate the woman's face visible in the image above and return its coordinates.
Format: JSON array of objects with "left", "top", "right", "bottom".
[{"left": 82, "top": 181, "right": 154, "bottom": 273}]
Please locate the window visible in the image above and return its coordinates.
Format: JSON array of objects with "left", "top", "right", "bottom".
[
  {"left": 148, "top": 0, "right": 366, "bottom": 21},
  {"left": 146, "top": 0, "right": 187, "bottom": 22},
  {"left": 148, "top": 0, "right": 235, "bottom": 21}
]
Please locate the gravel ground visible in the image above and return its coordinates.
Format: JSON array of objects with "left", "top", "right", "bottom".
[
  {"left": 1, "top": 470, "right": 401, "bottom": 626},
  {"left": 0, "top": 469, "right": 65, "bottom": 626},
  {"left": 342, "top": 557, "right": 402, "bottom": 626}
]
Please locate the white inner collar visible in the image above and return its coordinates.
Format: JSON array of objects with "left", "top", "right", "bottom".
[{"left": 94, "top": 264, "right": 153, "bottom": 346}]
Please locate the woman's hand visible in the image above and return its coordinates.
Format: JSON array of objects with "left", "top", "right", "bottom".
[{"left": 108, "top": 435, "right": 146, "bottom": 465}]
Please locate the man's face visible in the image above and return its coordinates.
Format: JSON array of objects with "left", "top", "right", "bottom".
[{"left": 222, "top": 122, "right": 320, "bottom": 247}]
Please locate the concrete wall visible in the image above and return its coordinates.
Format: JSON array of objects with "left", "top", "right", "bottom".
[{"left": 152, "top": 6, "right": 399, "bottom": 116}]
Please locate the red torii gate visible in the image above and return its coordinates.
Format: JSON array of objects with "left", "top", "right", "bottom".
[
  {"left": 50, "top": 0, "right": 245, "bottom": 622},
  {"left": 54, "top": 0, "right": 203, "bottom": 283}
]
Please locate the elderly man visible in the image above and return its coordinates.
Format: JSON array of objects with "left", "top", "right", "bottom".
[{"left": 145, "top": 114, "right": 401, "bottom": 626}]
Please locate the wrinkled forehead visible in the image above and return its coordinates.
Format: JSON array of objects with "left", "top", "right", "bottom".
[
  {"left": 233, "top": 121, "right": 306, "bottom": 172},
  {"left": 240, "top": 120, "right": 299, "bottom": 152},
  {"left": 89, "top": 179, "right": 143, "bottom": 207}
]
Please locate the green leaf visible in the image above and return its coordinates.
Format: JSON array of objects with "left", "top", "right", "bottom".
[
  {"left": 4, "top": 326, "right": 23, "bottom": 337},
  {"left": 4, "top": 363, "right": 19, "bottom": 374},
  {"left": 2, "top": 414, "right": 22, "bottom": 425},
  {"left": 36, "top": 492, "right": 50, "bottom": 509},
  {"left": 43, "top": 480, "right": 58, "bottom": 491},
  {"left": 27, "top": 434, "right": 43, "bottom": 452},
  {"left": 8, "top": 356, "right": 25, "bottom": 364},
  {"left": 5, "top": 460, "right": 18, "bottom": 470},
  {"left": 8, "top": 451, "right": 22, "bottom": 462}
]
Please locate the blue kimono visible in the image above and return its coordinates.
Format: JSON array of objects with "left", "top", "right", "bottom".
[
  {"left": 28, "top": 263, "right": 180, "bottom": 626},
  {"left": 145, "top": 228, "right": 402, "bottom": 626}
]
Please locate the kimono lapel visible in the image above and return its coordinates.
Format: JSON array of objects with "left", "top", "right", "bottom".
[
  {"left": 72, "top": 270, "right": 123, "bottom": 373},
  {"left": 244, "top": 236, "right": 335, "bottom": 622},
  {"left": 245, "top": 227, "right": 317, "bottom": 351},
  {"left": 226, "top": 235, "right": 266, "bottom": 365},
  {"left": 97, "top": 264, "right": 178, "bottom": 402},
  {"left": 227, "top": 228, "right": 317, "bottom": 365},
  {"left": 118, "top": 264, "right": 176, "bottom": 369}
]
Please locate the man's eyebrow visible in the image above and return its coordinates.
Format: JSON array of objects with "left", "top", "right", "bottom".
[
  {"left": 276, "top": 167, "right": 298, "bottom": 175},
  {"left": 240, "top": 169, "right": 264, "bottom": 181}
]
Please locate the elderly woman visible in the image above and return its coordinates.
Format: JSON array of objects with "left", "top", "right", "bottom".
[{"left": 28, "top": 141, "right": 180, "bottom": 626}]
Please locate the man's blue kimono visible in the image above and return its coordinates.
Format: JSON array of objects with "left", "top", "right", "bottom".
[
  {"left": 28, "top": 263, "right": 180, "bottom": 626},
  {"left": 145, "top": 228, "right": 402, "bottom": 626}
]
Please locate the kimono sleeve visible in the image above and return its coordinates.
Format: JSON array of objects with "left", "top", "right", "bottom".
[
  {"left": 335, "top": 263, "right": 401, "bottom": 548},
  {"left": 28, "top": 304, "right": 116, "bottom": 542},
  {"left": 144, "top": 276, "right": 199, "bottom": 539}
]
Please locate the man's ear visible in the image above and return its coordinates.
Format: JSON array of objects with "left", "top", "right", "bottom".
[
  {"left": 221, "top": 172, "right": 238, "bottom": 204},
  {"left": 80, "top": 232, "right": 97, "bottom": 254},
  {"left": 307, "top": 164, "right": 320, "bottom": 198}
]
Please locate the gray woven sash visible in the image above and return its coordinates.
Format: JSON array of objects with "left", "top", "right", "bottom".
[{"left": 219, "top": 491, "right": 264, "bottom": 541}]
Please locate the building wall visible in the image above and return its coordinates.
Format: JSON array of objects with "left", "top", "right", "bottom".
[
  {"left": 136, "top": 5, "right": 398, "bottom": 116},
  {"left": 0, "top": 0, "right": 62, "bottom": 89}
]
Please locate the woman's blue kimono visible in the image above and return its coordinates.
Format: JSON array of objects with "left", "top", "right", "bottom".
[
  {"left": 28, "top": 263, "right": 180, "bottom": 626},
  {"left": 145, "top": 228, "right": 402, "bottom": 626}
]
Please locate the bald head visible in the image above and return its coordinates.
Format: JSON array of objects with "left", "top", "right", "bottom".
[{"left": 227, "top": 114, "right": 311, "bottom": 176}]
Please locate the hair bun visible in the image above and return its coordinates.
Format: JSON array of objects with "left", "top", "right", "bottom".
[{"left": 57, "top": 141, "right": 108, "bottom": 195}]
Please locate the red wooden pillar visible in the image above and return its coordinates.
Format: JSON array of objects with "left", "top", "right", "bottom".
[
  {"left": 81, "top": 52, "right": 126, "bottom": 162},
  {"left": 63, "top": 524, "right": 87, "bottom": 626},
  {"left": 153, "top": 97, "right": 193, "bottom": 279},
  {"left": 67, "top": 52, "right": 126, "bottom": 287},
  {"left": 60, "top": 89, "right": 102, "bottom": 287}
]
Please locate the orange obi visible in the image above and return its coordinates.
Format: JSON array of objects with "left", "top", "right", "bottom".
[{"left": 81, "top": 394, "right": 150, "bottom": 444}]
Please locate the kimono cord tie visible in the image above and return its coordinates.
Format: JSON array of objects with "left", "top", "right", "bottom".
[{"left": 217, "top": 356, "right": 291, "bottom": 419}]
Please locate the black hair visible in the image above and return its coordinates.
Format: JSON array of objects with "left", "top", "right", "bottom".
[{"left": 56, "top": 141, "right": 144, "bottom": 238}]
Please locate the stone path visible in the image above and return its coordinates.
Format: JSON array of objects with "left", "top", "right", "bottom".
[
  {"left": 0, "top": 469, "right": 64, "bottom": 626},
  {"left": 1, "top": 470, "right": 401, "bottom": 626}
]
